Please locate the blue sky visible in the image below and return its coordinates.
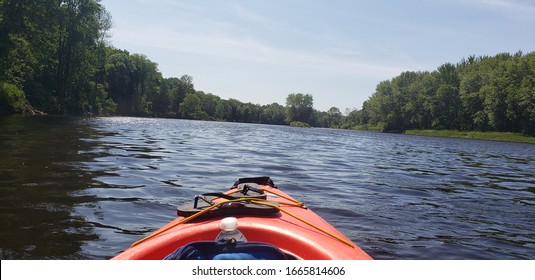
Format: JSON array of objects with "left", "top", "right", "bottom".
[{"left": 101, "top": 0, "right": 535, "bottom": 112}]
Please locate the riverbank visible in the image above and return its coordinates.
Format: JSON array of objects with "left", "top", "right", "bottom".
[{"left": 404, "top": 129, "right": 535, "bottom": 144}]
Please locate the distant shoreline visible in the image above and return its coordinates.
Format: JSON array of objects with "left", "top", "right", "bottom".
[
  {"left": 4, "top": 113, "right": 535, "bottom": 144},
  {"left": 404, "top": 129, "right": 535, "bottom": 144}
]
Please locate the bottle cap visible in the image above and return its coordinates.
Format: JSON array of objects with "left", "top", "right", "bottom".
[{"left": 220, "top": 217, "right": 238, "bottom": 231}]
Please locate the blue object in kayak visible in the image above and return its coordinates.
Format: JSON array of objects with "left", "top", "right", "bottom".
[{"left": 163, "top": 241, "right": 293, "bottom": 260}]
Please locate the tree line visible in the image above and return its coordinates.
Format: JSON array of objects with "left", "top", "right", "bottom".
[
  {"left": 355, "top": 52, "right": 535, "bottom": 135},
  {"left": 0, "top": 0, "right": 341, "bottom": 127},
  {"left": 1, "top": 1, "right": 534, "bottom": 135}
]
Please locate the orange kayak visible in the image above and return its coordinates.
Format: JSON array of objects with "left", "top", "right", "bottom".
[{"left": 112, "top": 177, "right": 372, "bottom": 260}]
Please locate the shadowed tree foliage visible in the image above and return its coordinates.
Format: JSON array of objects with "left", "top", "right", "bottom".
[{"left": 0, "top": 0, "right": 114, "bottom": 115}]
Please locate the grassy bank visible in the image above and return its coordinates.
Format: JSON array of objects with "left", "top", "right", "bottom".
[{"left": 404, "top": 130, "right": 535, "bottom": 144}]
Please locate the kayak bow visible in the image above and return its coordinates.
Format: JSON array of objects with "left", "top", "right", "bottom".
[{"left": 112, "top": 177, "right": 372, "bottom": 260}]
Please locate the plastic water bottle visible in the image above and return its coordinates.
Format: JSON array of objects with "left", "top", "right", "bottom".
[{"left": 216, "top": 217, "right": 247, "bottom": 243}]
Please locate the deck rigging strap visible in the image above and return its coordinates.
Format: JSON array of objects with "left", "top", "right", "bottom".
[
  {"left": 232, "top": 176, "right": 275, "bottom": 188},
  {"left": 130, "top": 193, "right": 354, "bottom": 248}
]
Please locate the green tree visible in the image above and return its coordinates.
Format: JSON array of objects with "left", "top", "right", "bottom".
[
  {"left": 285, "top": 93, "right": 314, "bottom": 124},
  {"left": 225, "top": 98, "right": 242, "bottom": 122},
  {"left": 325, "top": 107, "right": 342, "bottom": 128},
  {"left": 151, "top": 75, "right": 195, "bottom": 117},
  {"left": 105, "top": 49, "right": 162, "bottom": 115},
  {"left": 130, "top": 53, "right": 161, "bottom": 115},
  {"left": 359, "top": 52, "right": 535, "bottom": 134},
  {"left": 199, "top": 92, "right": 221, "bottom": 119},
  {"left": 237, "top": 102, "right": 260, "bottom": 123},
  {"left": 105, "top": 48, "right": 136, "bottom": 114},
  {"left": 0, "top": 82, "right": 34, "bottom": 114},
  {"left": 179, "top": 92, "right": 201, "bottom": 119},
  {"left": 0, "top": 0, "right": 113, "bottom": 115},
  {"left": 260, "top": 102, "right": 286, "bottom": 125},
  {"left": 54, "top": 0, "right": 112, "bottom": 114},
  {"left": 215, "top": 99, "right": 231, "bottom": 121}
]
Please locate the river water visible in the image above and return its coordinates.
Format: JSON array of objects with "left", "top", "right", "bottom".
[{"left": 1, "top": 116, "right": 534, "bottom": 260}]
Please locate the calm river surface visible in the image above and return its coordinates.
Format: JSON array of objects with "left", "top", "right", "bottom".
[{"left": 1, "top": 116, "right": 534, "bottom": 259}]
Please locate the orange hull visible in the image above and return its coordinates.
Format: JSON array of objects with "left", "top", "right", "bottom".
[{"left": 113, "top": 185, "right": 372, "bottom": 260}]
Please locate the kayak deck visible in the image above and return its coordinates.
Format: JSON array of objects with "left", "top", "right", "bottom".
[{"left": 112, "top": 178, "right": 372, "bottom": 260}]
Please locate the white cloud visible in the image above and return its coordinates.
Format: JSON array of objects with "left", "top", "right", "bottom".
[
  {"left": 230, "top": 3, "right": 275, "bottom": 26},
  {"left": 462, "top": 0, "right": 535, "bottom": 15},
  {"left": 114, "top": 22, "right": 406, "bottom": 80}
]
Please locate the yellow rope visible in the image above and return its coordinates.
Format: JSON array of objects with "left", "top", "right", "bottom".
[
  {"left": 131, "top": 197, "right": 253, "bottom": 247},
  {"left": 130, "top": 193, "right": 354, "bottom": 248},
  {"left": 250, "top": 200, "right": 355, "bottom": 248},
  {"left": 214, "top": 187, "right": 305, "bottom": 207},
  {"left": 260, "top": 187, "right": 305, "bottom": 207}
]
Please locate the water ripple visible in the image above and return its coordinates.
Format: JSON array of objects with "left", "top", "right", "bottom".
[{"left": 1, "top": 116, "right": 534, "bottom": 259}]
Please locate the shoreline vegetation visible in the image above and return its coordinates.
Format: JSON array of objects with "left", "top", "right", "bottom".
[
  {"left": 404, "top": 129, "right": 535, "bottom": 144},
  {"left": 1, "top": 1, "right": 534, "bottom": 144}
]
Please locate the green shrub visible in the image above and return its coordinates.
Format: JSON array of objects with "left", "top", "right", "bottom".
[
  {"left": 0, "top": 82, "right": 33, "bottom": 114},
  {"left": 289, "top": 121, "right": 311, "bottom": 128}
]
